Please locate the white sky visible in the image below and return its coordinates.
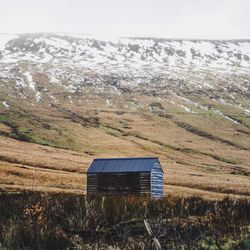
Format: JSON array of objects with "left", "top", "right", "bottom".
[{"left": 0, "top": 0, "right": 249, "bottom": 39}]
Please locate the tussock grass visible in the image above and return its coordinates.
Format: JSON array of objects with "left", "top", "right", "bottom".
[{"left": 0, "top": 192, "right": 249, "bottom": 249}]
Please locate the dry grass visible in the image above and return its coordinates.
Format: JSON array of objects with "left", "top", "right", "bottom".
[
  {"left": 0, "top": 192, "right": 249, "bottom": 249},
  {"left": 0, "top": 97, "right": 249, "bottom": 199}
]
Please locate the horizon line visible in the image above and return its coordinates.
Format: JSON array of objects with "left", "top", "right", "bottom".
[{"left": 0, "top": 32, "right": 250, "bottom": 41}]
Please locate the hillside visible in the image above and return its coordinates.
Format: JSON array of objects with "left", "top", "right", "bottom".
[{"left": 0, "top": 33, "right": 249, "bottom": 198}]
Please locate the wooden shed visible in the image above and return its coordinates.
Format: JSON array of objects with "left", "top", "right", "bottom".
[{"left": 87, "top": 157, "right": 164, "bottom": 198}]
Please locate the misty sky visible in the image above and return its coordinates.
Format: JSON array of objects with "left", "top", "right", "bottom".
[{"left": 0, "top": 0, "right": 249, "bottom": 39}]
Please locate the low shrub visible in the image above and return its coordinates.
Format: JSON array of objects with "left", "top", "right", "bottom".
[{"left": 0, "top": 192, "right": 249, "bottom": 249}]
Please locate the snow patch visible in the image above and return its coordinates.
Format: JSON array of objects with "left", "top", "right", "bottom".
[
  {"left": 23, "top": 71, "right": 42, "bottom": 102},
  {"left": 2, "top": 101, "right": 10, "bottom": 109},
  {"left": 213, "top": 109, "right": 241, "bottom": 125},
  {"left": 179, "top": 104, "right": 196, "bottom": 113},
  {"left": 23, "top": 71, "right": 36, "bottom": 90}
]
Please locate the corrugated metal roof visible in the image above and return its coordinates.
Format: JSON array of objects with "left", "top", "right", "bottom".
[{"left": 87, "top": 157, "right": 161, "bottom": 173}]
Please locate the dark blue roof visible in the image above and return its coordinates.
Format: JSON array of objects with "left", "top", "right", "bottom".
[{"left": 87, "top": 157, "right": 161, "bottom": 173}]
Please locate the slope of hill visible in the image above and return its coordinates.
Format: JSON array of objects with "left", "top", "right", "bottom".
[{"left": 0, "top": 33, "right": 249, "bottom": 198}]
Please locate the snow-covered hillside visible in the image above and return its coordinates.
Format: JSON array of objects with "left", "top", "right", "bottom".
[
  {"left": 0, "top": 33, "right": 249, "bottom": 119},
  {"left": 1, "top": 33, "right": 250, "bottom": 73}
]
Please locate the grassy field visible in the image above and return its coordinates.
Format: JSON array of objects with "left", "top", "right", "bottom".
[
  {"left": 0, "top": 95, "right": 249, "bottom": 199},
  {"left": 0, "top": 94, "right": 250, "bottom": 197}
]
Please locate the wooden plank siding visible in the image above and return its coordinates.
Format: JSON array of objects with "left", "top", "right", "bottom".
[
  {"left": 87, "top": 172, "right": 151, "bottom": 195},
  {"left": 87, "top": 157, "right": 164, "bottom": 198},
  {"left": 151, "top": 161, "right": 164, "bottom": 198}
]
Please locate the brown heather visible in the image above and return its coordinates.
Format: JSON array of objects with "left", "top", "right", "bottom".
[{"left": 0, "top": 192, "right": 249, "bottom": 249}]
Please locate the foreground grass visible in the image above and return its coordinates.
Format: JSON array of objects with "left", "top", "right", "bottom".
[{"left": 0, "top": 192, "right": 249, "bottom": 250}]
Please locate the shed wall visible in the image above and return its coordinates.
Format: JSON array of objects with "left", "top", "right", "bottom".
[
  {"left": 151, "top": 161, "right": 164, "bottom": 198},
  {"left": 87, "top": 172, "right": 151, "bottom": 195}
]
